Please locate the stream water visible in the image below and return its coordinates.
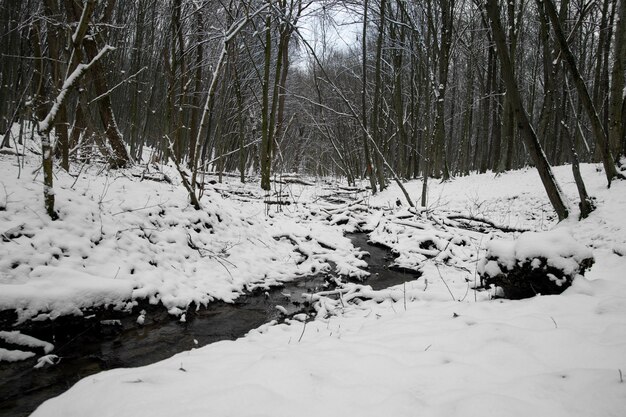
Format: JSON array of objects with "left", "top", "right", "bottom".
[{"left": 0, "top": 233, "right": 419, "bottom": 417}]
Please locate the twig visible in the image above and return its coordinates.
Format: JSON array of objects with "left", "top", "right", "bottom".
[
  {"left": 186, "top": 232, "right": 237, "bottom": 278},
  {"left": 27, "top": 206, "right": 45, "bottom": 223},
  {"left": 435, "top": 264, "right": 456, "bottom": 302},
  {"left": 166, "top": 135, "right": 200, "bottom": 210},
  {"left": 70, "top": 160, "right": 89, "bottom": 189},
  {"left": 112, "top": 203, "right": 164, "bottom": 216},
  {"left": 98, "top": 175, "right": 111, "bottom": 206},
  {"left": 88, "top": 66, "right": 148, "bottom": 104},
  {"left": 403, "top": 282, "right": 407, "bottom": 311},
  {"left": 474, "top": 236, "right": 484, "bottom": 302},
  {"left": 249, "top": 237, "right": 270, "bottom": 249},
  {"left": 214, "top": 257, "right": 235, "bottom": 281},
  {"left": 11, "top": 131, "right": 22, "bottom": 178},
  {"left": 550, "top": 316, "right": 558, "bottom": 329},
  {"left": 204, "top": 139, "right": 261, "bottom": 166},
  {"left": 460, "top": 278, "right": 471, "bottom": 302},
  {"left": 298, "top": 320, "right": 307, "bottom": 343},
  {"left": 392, "top": 220, "right": 427, "bottom": 230}
]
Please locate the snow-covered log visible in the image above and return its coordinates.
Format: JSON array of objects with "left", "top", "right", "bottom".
[{"left": 478, "top": 229, "right": 594, "bottom": 299}]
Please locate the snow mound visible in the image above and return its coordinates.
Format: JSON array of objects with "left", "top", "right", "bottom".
[
  {"left": 0, "top": 267, "right": 135, "bottom": 323},
  {"left": 478, "top": 229, "right": 594, "bottom": 299},
  {"left": 0, "top": 347, "right": 35, "bottom": 362},
  {"left": 0, "top": 330, "right": 54, "bottom": 354}
]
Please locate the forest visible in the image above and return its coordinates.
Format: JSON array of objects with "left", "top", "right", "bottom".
[
  {"left": 1, "top": 0, "right": 624, "bottom": 215},
  {"left": 1, "top": 1, "right": 626, "bottom": 417}
]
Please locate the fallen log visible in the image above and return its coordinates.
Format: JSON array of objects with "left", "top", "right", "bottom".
[
  {"left": 478, "top": 229, "right": 594, "bottom": 299},
  {"left": 446, "top": 214, "right": 531, "bottom": 233}
]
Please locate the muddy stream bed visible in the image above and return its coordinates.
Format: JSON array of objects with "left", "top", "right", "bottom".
[{"left": 0, "top": 233, "right": 419, "bottom": 417}]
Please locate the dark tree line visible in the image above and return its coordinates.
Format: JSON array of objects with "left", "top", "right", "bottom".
[{"left": 0, "top": 0, "right": 624, "bottom": 218}]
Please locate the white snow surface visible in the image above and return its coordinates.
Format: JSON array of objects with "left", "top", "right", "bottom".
[
  {"left": 479, "top": 229, "right": 594, "bottom": 277},
  {"left": 0, "top": 330, "right": 54, "bottom": 354},
  {"left": 2, "top": 144, "right": 626, "bottom": 416},
  {"left": 0, "top": 148, "right": 366, "bottom": 323},
  {"left": 0, "top": 347, "right": 35, "bottom": 362}
]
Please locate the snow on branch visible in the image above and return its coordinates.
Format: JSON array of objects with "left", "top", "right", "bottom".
[
  {"left": 38, "top": 45, "right": 115, "bottom": 134},
  {"left": 88, "top": 66, "right": 147, "bottom": 105},
  {"left": 71, "top": 0, "right": 96, "bottom": 45},
  {"left": 224, "top": 3, "right": 269, "bottom": 43}
]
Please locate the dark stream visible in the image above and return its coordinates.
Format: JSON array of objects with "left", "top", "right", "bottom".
[
  {"left": 348, "top": 233, "right": 421, "bottom": 290},
  {"left": 0, "top": 233, "right": 419, "bottom": 417}
]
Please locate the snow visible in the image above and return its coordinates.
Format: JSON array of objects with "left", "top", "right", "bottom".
[
  {"left": 30, "top": 261, "right": 626, "bottom": 417},
  {"left": 0, "top": 267, "right": 135, "bottom": 323},
  {"left": 0, "top": 140, "right": 366, "bottom": 324},
  {"left": 0, "top": 330, "right": 54, "bottom": 354},
  {"left": 2, "top": 138, "right": 626, "bottom": 416},
  {"left": 479, "top": 229, "right": 594, "bottom": 277},
  {"left": 0, "top": 347, "right": 35, "bottom": 362},
  {"left": 34, "top": 354, "right": 60, "bottom": 369},
  {"left": 136, "top": 310, "right": 146, "bottom": 325},
  {"left": 487, "top": 228, "right": 593, "bottom": 276}
]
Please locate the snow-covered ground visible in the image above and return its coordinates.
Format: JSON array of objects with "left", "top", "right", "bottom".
[
  {"left": 2, "top": 144, "right": 626, "bottom": 416},
  {"left": 0, "top": 150, "right": 368, "bottom": 325}
]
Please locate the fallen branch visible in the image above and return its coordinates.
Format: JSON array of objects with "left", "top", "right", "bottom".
[
  {"left": 392, "top": 220, "right": 426, "bottom": 230},
  {"left": 0, "top": 149, "right": 25, "bottom": 156},
  {"left": 446, "top": 214, "right": 531, "bottom": 233},
  {"left": 264, "top": 200, "right": 292, "bottom": 206},
  {"left": 131, "top": 172, "right": 172, "bottom": 184},
  {"left": 2, "top": 224, "right": 33, "bottom": 242},
  {"left": 282, "top": 177, "right": 315, "bottom": 186},
  {"left": 166, "top": 136, "right": 201, "bottom": 210}
]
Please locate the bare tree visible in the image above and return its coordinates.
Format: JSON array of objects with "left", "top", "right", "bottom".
[
  {"left": 31, "top": 0, "right": 112, "bottom": 218},
  {"left": 484, "top": 0, "right": 570, "bottom": 220},
  {"left": 540, "top": 0, "right": 623, "bottom": 185},
  {"left": 608, "top": 0, "right": 626, "bottom": 160}
]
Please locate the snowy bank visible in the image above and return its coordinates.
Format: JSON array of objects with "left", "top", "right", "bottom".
[{"left": 0, "top": 151, "right": 366, "bottom": 326}]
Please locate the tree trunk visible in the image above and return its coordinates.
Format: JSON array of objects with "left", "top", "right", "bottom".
[
  {"left": 76, "top": 27, "right": 130, "bottom": 166},
  {"left": 30, "top": 22, "right": 57, "bottom": 220},
  {"left": 371, "top": 0, "right": 387, "bottom": 190},
  {"left": 432, "top": 0, "right": 454, "bottom": 180},
  {"left": 485, "top": 0, "right": 570, "bottom": 221},
  {"left": 188, "top": 9, "right": 204, "bottom": 169},
  {"left": 260, "top": 7, "right": 272, "bottom": 191},
  {"left": 540, "top": 0, "right": 622, "bottom": 185},
  {"left": 232, "top": 54, "right": 246, "bottom": 183},
  {"left": 390, "top": 10, "right": 408, "bottom": 179},
  {"left": 608, "top": 0, "right": 626, "bottom": 160},
  {"left": 362, "top": 0, "right": 378, "bottom": 193},
  {"left": 43, "top": 0, "right": 70, "bottom": 171},
  {"left": 129, "top": 0, "right": 145, "bottom": 161}
]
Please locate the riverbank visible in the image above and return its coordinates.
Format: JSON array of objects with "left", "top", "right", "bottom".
[{"left": 0, "top": 151, "right": 371, "bottom": 326}]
